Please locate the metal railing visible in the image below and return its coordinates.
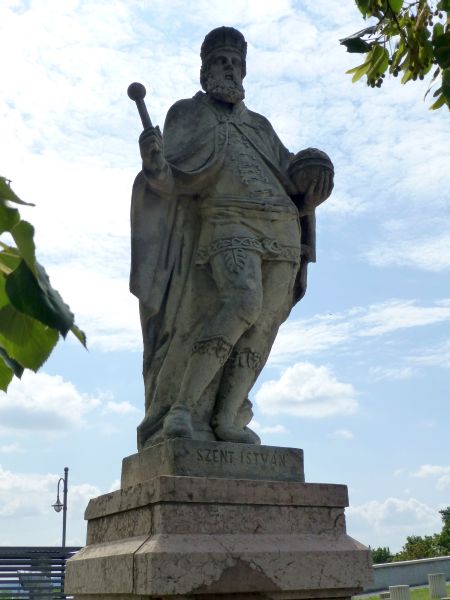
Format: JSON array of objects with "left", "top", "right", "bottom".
[{"left": 0, "top": 547, "right": 80, "bottom": 600}]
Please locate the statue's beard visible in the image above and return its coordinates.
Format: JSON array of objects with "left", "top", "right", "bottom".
[{"left": 205, "top": 73, "right": 245, "bottom": 105}]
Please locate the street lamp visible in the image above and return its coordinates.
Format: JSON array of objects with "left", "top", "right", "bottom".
[{"left": 52, "top": 467, "right": 68, "bottom": 547}]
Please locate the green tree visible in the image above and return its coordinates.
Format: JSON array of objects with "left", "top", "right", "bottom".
[
  {"left": 0, "top": 176, "right": 86, "bottom": 391},
  {"left": 371, "top": 546, "right": 394, "bottom": 563},
  {"left": 393, "top": 534, "right": 443, "bottom": 560},
  {"left": 437, "top": 506, "right": 450, "bottom": 553},
  {"left": 341, "top": 0, "right": 450, "bottom": 110}
]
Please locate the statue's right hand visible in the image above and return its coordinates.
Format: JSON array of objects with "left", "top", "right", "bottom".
[{"left": 139, "top": 126, "right": 167, "bottom": 173}]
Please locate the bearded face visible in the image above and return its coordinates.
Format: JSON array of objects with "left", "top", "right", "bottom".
[{"left": 202, "top": 51, "right": 245, "bottom": 105}]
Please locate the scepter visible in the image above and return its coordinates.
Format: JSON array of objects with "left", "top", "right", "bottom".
[{"left": 127, "top": 82, "right": 153, "bottom": 129}]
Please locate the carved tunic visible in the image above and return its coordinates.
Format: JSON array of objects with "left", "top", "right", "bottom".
[{"left": 196, "top": 107, "right": 301, "bottom": 269}]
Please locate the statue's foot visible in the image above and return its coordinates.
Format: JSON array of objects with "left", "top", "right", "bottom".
[
  {"left": 163, "top": 407, "right": 193, "bottom": 439},
  {"left": 213, "top": 421, "right": 259, "bottom": 444}
]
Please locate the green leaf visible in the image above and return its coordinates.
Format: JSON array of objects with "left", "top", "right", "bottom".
[
  {"left": 0, "top": 346, "right": 24, "bottom": 379},
  {"left": 0, "top": 246, "right": 21, "bottom": 275},
  {"left": 367, "top": 45, "right": 389, "bottom": 79},
  {"left": 429, "top": 93, "right": 446, "bottom": 109},
  {"left": 433, "top": 23, "right": 444, "bottom": 42},
  {"left": 388, "top": 0, "right": 403, "bottom": 13},
  {"left": 5, "top": 260, "right": 74, "bottom": 337},
  {"left": 71, "top": 324, "right": 87, "bottom": 347},
  {"left": 0, "top": 199, "right": 20, "bottom": 234},
  {"left": 0, "top": 273, "right": 10, "bottom": 310},
  {"left": 356, "top": 0, "right": 370, "bottom": 16},
  {"left": 0, "top": 352, "right": 14, "bottom": 392},
  {"left": 10, "top": 220, "right": 36, "bottom": 273},
  {"left": 341, "top": 37, "right": 373, "bottom": 53},
  {"left": 352, "top": 60, "right": 373, "bottom": 81},
  {"left": 437, "top": 0, "right": 450, "bottom": 10},
  {"left": 0, "top": 177, "right": 33, "bottom": 206},
  {"left": 401, "top": 68, "right": 413, "bottom": 84},
  {"left": 434, "top": 32, "right": 450, "bottom": 70},
  {"left": 442, "top": 68, "right": 450, "bottom": 104},
  {"left": 0, "top": 304, "right": 59, "bottom": 370}
]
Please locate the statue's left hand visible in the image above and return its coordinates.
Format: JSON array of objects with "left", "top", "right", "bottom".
[{"left": 302, "top": 170, "right": 334, "bottom": 213}]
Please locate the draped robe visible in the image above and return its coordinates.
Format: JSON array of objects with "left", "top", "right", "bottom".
[{"left": 130, "top": 92, "right": 316, "bottom": 449}]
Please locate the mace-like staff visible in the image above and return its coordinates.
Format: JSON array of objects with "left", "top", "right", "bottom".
[{"left": 127, "top": 82, "right": 153, "bottom": 129}]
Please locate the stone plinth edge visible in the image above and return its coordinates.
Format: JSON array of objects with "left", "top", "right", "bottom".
[{"left": 85, "top": 476, "right": 348, "bottom": 520}]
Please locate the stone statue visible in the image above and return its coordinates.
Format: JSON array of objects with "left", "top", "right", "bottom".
[{"left": 130, "top": 26, "right": 334, "bottom": 450}]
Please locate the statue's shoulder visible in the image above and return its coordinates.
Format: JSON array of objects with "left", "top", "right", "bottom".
[
  {"left": 166, "top": 93, "right": 209, "bottom": 122},
  {"left": 244, "top": 107, "right": 275, "bottom": 133}
]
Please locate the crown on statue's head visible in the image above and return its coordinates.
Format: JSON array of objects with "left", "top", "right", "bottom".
[{"left": 201, "top": 26, "right": 247, "bottom": 75}]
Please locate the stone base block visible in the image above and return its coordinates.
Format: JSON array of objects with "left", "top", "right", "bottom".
[
  {"left": 121, "top": 439, "right": 305, "bottom": 487},
  {"left": 65, "top": 472, "right": 372, "bottom": 599}
]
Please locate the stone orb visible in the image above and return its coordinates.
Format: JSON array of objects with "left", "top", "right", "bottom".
[{"left": 289, "top": 147, "right": 334, "bottom": 197}]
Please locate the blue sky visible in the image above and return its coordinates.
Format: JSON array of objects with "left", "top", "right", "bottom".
[{"left": 0, "top": 0, "right": 449, "bottom": 552}]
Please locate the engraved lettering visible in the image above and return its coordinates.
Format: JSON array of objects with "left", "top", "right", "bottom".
[
  {"left": 246, "top": 452, "right": 252, "bottom": 465},
  {"left": 253, "top": 452, "right": 260, "bottom": 465},
  {"left": 240, "top": 451, "right": 244, "bottom": 464},
  {"left": 197, "top": 449, "right": 204, "bottom": 462},
  {"left": 220, "top": 449, "right": 233, "bottom": 463},
  {"left": 205, "top": 448, "right": 212, "bottom": 462},
  {"left": 271, "top": 454, "right": 277, "bottom": 466},
  {"left": 213, "top": 448, "right": 219, "bottom": 463},
  {"left": 261, "top": 454, "right": 268, "bottom": 465},
  {"left": 279, "top": 454, "right": 286, "bottom": 467}
]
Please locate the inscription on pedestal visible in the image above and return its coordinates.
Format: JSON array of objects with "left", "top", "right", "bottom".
[
  {"left": 121, "top": 439, "right": 304, "bottom": 488},
  {"left": 196, "top": 447, "right": 287, "bottom": 468}
]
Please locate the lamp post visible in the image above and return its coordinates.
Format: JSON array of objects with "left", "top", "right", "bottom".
[{"left": 52, "top": 467, "right": 68, "bottom": 547}]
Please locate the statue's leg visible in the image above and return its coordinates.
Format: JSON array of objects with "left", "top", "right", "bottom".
[
  {"left": 212, "top": 260, "right": 298, "bottom": 443},
  {"left": 163, "top": 250, "right": 264, "bottom": 439}
]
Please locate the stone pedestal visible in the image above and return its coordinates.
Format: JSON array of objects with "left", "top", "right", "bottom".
[
  {"left": 65, "top": 440, "right": 372, "bottom": 599},
  {"left": 428, "top": 574, "right": 447, "bottom": 599}
]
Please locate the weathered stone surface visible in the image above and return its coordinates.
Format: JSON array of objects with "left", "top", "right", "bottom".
[
  {"left": 121, "top": 439, "right": 304, "bottom": 487},
  {"left": 133, "top": 533, "right": 370, "bottom": 597},
  {"left": 86, "top": 502, "right": 346, "bottom": 545},
  {"left": 85, "top": 476, "right": 348, "bottom": 520},
  {"left": 66, "top": 472, "right": 372, "bottom": 598},
  {"left": 66, "top": 536, "right": 147, "bottom": 595},
  {"left": 68, "top": 532, "right": 371, "bottom": 598}
]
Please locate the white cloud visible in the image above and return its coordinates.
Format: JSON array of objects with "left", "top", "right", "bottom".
[
  {"left": 104, "top": 400, "right": 139, "bottom": 415},
  {"left": 412, "top": 464, "right": 450, "bottom": 478},
  {"left": 332, "top": 428, "right": 354, "bottom": 440},
  {"left": 0, "top": 372, "right": 140, "bottom": 435},
  {"left": 348, "top": 497, "right": 439, "bottom": 529},
  {"left": 357, "top": 300, "right": 450, "bottom": 337},
  {"left": 366, "top": 229, "right": 450, "bottom": 272},
  {"left": 410, "top": 341, "right": 450, "bottom": 369},
  {"left": 251, "top": 420, "right": 287, "bottom": 435},
  {"left": 0, "top": 443, "right": 24, "bottom": 454},
  {"left": 108, "top": 479, "right": 120, "bottom": 493},
  {"left": 0, "top": 372, "right": 102, "bottom": 432},
  {"left": 369, "top": 366, "right": 414, "bottom": 381},
  {"left": 0, "top": 464, "right": 100, "bottom": 519},
  {"left": 411, "top": 464, "right": 450, "bottom": 491},
  {"left": 255, "top": 362, "right": 358, "bottom": 418},
  {"left": 347, "top": 497, "right": 441, "bottom": 548},
  {"left": 270, "top": 299, "right": 450, "bottom": 365},
  {"left": 437, "top": 476, "right": 450, "bottom": 492}
]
